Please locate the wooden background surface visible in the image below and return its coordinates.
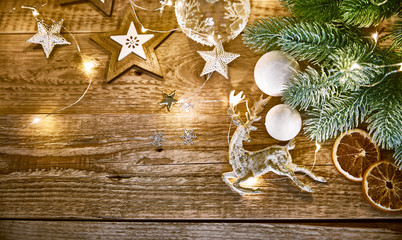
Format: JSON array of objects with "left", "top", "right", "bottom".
[{"left": 0, "top": 0, "right": 401, "bottom": 239}]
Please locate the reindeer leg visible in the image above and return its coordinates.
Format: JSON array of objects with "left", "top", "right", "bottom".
[
  {"left": 233, "top": 173, "right": 263, "bottom": 195},
  {"left": 222, "top": 172, "right": 247, "bottom": 196},
  {"left": 288, "top": 173, "right": 313, "bottom": 192},
  {"left": 222, "top": 172, "right": 236, "bottom": 187},
  {"left": 292, "top": 164, "right": 326, "bottom": 183}
]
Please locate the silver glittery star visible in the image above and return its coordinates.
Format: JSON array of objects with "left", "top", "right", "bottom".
[
  {"left": 180, "top": 129, "right": 197, "bottom": 145},
  {"left": 150, "top": 130, "right": 165, "bottom": 147},
  {"left": 27, "top": 19, "right": 71, "bottom": 58},
  {"left": 197, "top": 43, "right": 240, "bottom": 79}
]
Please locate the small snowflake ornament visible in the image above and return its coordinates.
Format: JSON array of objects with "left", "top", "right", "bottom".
[
  {"left": 150, "top": 130, "right": 165, "bottom": 147},
  {"left": 180, "top": 129, "right": 197, "bottom": 145}
]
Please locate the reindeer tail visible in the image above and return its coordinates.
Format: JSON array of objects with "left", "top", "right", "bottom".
[{"left": 285, "top": 139, "right": 296, "bottom": 150}]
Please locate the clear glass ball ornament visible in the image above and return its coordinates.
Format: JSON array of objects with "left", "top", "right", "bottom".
[{"left": 175, "top": 0, "right": 250, "bottom": 46}]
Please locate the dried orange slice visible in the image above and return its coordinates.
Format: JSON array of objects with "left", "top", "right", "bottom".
[
  {"left": 332, "top": 129, "right": 380, "bottom": 182},
  {"left": 363, "top": 161, "right": 402, "bottom": 212}
]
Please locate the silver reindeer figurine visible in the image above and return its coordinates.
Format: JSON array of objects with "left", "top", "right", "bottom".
[{"left": 222, "top": 91, "right": 326, "bottom": 195}]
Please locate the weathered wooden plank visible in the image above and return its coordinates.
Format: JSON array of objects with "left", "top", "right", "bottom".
[
  {"left": 0, "top": 110, "right": 337, "bottom": 172},
  {"left": 0, "top": 32, "right": 264, "bottom": 114},
  {"left": 0, "top": 166, "right": 401, "bottom": 219},
  {"left": 0, "top": 220, "right": 401, "bottom": 240}
]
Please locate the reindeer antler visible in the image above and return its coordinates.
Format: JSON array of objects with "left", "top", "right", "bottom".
[
  {"left": 228, "top": 90, "right": 245, "bottom": 126},
  {"left": 246, "top": 95, "right": 271, "bottom": 125}
]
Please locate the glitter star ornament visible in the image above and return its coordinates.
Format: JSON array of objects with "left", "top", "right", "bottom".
[
  {"left": 150, "top": 130, "right": 166, "bottom": 147},
  {"left": 60, "top": 0, "right": 114, "bottom": 16},
  {"left": 26, "top": 19, "right": 70, "bottom": 58},
  {"left": 197, "top": 43, "right": 240, "bottom": 79},
  {"left": 90, "top": 8, "right": 170, "bottom": 82},
  {"left": 110, "top": 22, "right": 154, "bottom": 61},
  {"left": 159, "top": 91, "right": 178, "bottom": 111},
  {"left": 180, "top": 129, "right": 197, "bottom": 145}
]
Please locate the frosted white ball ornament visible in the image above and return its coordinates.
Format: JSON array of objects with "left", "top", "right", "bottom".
[
  {"left": 265, "top": 104, "right": 302, "bottom": 141},
  {"left": 254, "top": 51, "right": 299, "bottom": 96},
  {"left": 175, "top": 0, "right": 250, "bottom": 46}
]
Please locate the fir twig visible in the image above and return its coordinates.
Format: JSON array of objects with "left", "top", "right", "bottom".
[
  {"left": 340, "top": 0, "right": 401, "bottom": 27},
  {"left": 244, "top": 18, "right": 362, "bottom": 64},
  {"left": 281, "top": 0, "right": 342, "bottom": 22}
]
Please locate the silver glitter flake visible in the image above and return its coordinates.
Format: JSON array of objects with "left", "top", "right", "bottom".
[
  {"left": 180, "top": 101, "right": 194, "bottom": 112},
  {"left": 180, "top": 129, "right": 197, "bottom": 145},
  {"left": 27, "top": 19, "right": 71, "bottom": 58},
  {"left": 197, "top": 43, "right": 240, "bottom": 79},
  {"left": 150, "top": 130, "right": 166, "bottom": 147}
]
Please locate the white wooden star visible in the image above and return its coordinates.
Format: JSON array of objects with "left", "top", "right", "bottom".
[
  {"left": 197, "top": 43, "right": 240, "bottom": 79},
  {"left": 26, "top": 19, "right": 70, "bottom": 58},
  {"left": 110, "top": 22, "right": 154, "bottom": 61}
]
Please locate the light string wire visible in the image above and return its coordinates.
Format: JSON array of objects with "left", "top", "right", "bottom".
[
  {"left": 128, "top": 0, "right": 218, "bottom": 47},
  {"left": 128, "top": 0, "right": 181, "bottom": 33},
  {"left": 17, "top": 4, "right": 94, "bottom": 129}
]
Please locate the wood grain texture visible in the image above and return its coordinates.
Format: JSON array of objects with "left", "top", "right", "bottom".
[
  {"left": 0, "top": 221, "right": 401, "bottom": 240},
  {"left": 0, "top": 0, "right": 401, "bottom": 234},
  {"left": 0, "top": 166, "right": 401, "bottom": 219}
]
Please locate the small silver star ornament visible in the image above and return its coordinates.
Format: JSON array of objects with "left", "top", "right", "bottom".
[
  {"left": 159, "top": 91, "right": 178, "bottom": 111},
  {"left": 197, "top": 43, "right": 240, "bottom": 79},
  {"left": 27, "top": 18, "right": 71, "bottom": 58}
]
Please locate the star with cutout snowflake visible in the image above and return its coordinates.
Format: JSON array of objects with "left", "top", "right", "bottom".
[
  {"left": 180, "top": 129, "right": 197, "bottom": 145},
  {"left": 110, "top": 22, "right": 154, "bottom": 61}
]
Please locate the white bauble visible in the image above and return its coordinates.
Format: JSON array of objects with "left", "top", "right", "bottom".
[
  {"left": 265, "top": 104, "right": 302, "bottom": 141},
  {"left": 254, "top": 51, "right": 299, "bottom": 96}
]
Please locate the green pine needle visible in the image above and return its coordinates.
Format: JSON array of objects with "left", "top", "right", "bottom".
[
  {"left": 281, "top": 0, "right": 342, "bottom": 22},
  {"left": 341, "top": 0, "right": 401, "bottom": 27},
  {"left": 283, "top": 67, "right": 339, "bottom": 110},
  {"left": 366, "top": 74, "right": 402, "bottom": 150},
  {"left": 243, "top": 18, "right": 361, "bottom": 64},
  {"left": 303, "top": 92, "right": 368, "bottom": 142}
]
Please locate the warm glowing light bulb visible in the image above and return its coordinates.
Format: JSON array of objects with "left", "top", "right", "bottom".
[
  {"left": 84, "top": 61, "right": 95, "bottom": 73},
  {"left": 350, "top": 63, "right": 361, "bottom": 70},
  {"left": 207, "top": 35, "right": 215, "bottom": 44},
  {"left": 372, "top": 32, "right": 378, "bottom": 43},
  {"left": 32, "top": 9, "right": 39, "bottom": 17},
  {"left": 315, "top": 141, "right": 321, "bottom": 153},
  {"left": 32, "top": 118, "right": 41, "bottom": 124},
  {"left": 242, "top": 177, "right": 258, "bottom": 187}
]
